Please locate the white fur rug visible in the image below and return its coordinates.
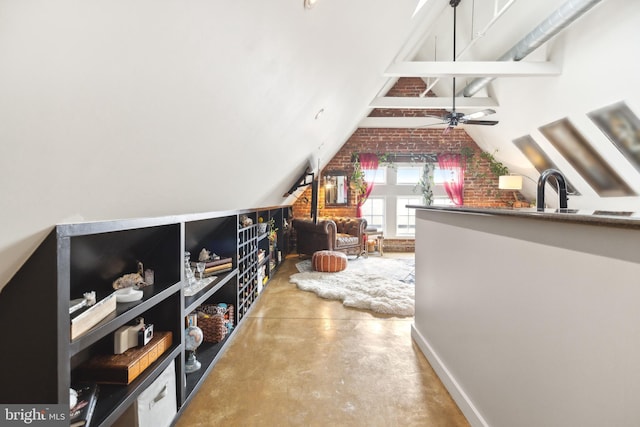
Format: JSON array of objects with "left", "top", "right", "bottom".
[{"left": 290, "top": 257, "right": 415, "bottom": 316}]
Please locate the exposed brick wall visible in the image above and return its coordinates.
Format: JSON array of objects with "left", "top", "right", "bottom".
[
  {"left": 370, "top": 77, "right": 442, "bottom": 118},
  {"left": 382, "top": 238, "right": 414, "bottom": 253},
  {"left": 291, "top": 194, "right": 314, "bottom": 219},
  {"left": 294, "top": 127, "right": 518, "bottom": 216},
  {"left": 291, "top": 78, "right": 522, "bottom": 251},
  {"left": 385, "top": 77, "right": 426, "bottom": 97}
]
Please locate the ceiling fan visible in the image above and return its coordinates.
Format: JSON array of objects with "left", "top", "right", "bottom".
[{"left": 425, "top": 0, "right": 498, "bottom": 134}]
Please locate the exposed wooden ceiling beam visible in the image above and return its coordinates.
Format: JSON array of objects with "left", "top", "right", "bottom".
[
  {"left": 369, "top": 96, "right": 498, "bottom": 109},
  {"left": 384, "top": 61, "right": 561, "bottom": 77}
]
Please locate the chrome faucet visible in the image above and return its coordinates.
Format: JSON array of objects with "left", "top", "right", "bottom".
[{"left": 537, "top": 169, "right": 568, "bottom": 211}]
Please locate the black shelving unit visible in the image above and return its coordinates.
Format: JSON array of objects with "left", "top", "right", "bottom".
[{"left": 0, "top": 205, "right": 291, "bottom": 426}]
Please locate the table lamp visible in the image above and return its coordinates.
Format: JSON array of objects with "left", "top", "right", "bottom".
[{"left": 498, "top": 175, "right": 525, "bottom": 207}]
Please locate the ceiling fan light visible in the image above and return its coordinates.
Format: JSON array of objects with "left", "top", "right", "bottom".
[
  {"left": 465, "top": 109, "right": 497, "bottom": 120},
  {"left": 304, "top": 0, "right": 318, "bottom": 9}
]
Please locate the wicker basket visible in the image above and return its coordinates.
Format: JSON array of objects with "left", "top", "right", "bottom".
[{"left": 196, "top": 304, "right": 234, "bottom": 343}]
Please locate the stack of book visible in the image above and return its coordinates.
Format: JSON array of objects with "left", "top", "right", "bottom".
[
  {"left": 70, "top": 293, "right": 117, "bottom": 340},
  {"left": 70, "top": 383, "right": 99, "bottom": 427},
  {"left": 191, "top": 257, "right": 233, "bottom": 277},
  {"left": 78, "top": 331, "right": 172, "bottom": 385}
]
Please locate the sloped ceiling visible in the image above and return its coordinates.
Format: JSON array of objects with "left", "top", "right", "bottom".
[
  {"left": 0, "top": 0, "right": 638, "bottom": 289},
  {"left": 367, "top": 0, "right": 640, "bottom": 210}
]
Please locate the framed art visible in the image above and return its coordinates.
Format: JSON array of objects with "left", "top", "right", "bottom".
[
  {"left": 588, "top": 101, "right": 640, "bottom": 172},
  {"left": 512, "top": 135, "right": 580, "bottom": 195},
  {"left": 323, "top": 171, "right": 349, "bottom": 206},
  {"left": 539, "top": 118, "right": 635, "bottom": 197}
]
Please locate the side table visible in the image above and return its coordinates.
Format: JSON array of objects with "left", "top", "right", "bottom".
[{"left": 365, "top": 229, "right": 384, "bottom": 256}]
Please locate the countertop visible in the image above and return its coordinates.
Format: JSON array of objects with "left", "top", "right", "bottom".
[{"left": 408, "top": 205, "right": 640, "bottom": 230}]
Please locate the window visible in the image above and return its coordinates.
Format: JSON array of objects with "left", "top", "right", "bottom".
[
  {"left": 360, "top": 197, "right": 384, "bottom": 231},
  {"left": 396, "top": 197, "right": 421, "bottom": 235},
  {"left": 363, "top": 167, "right": 386, "bottom": 184},
  {"left": 433, "top": 167, "right": 456, "bottom": 184},
  {"left": 421, "top": 165, "right": 455, "bottom": 206},
  {"left": 396, "top": 166, "right": 421, "bottom": 185},
  {"left": 363, "top": 162, "right": 453, "bottom": 238},
  {"left": 432, "top": 198, "right": 454, "bottom": 206}
]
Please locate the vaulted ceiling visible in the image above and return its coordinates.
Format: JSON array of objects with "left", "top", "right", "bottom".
[
  {"left": 361, "top": 0, "right": 640, "bottom": 210},
  {"left": 0, "top": 0, "right": 639, "bottom": 288}
]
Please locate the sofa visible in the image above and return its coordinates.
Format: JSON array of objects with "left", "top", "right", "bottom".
[{"left": 292, "top": 217, "right": 367, "bottom": 257}]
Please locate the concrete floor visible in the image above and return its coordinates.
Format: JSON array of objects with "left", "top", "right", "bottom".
[{"left": 176, "top": 253, "right": 469, "bottom": 427}]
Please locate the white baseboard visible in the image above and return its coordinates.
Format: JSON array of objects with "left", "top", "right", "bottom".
[{"left": 410, "top": 324, "right": 490, "bottom": 427}]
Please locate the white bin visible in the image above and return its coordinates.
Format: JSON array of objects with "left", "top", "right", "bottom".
[{"left": 113, "top": 360, "right": 177, "bottom": 427}]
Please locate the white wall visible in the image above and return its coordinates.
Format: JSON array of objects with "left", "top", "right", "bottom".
[
  {"left": 413, "top": 209, "right": 640, "bottom": 427},
  {"left": 466, "top": 0, "right": 640, "bottom": 210},
  {"left": 0, "top": 0, "right": 426, "bottom": 290}
]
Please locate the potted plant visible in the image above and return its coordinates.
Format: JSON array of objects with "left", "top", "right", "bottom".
[
  {"left": 350, "top": 158, "right": 367, "bottom": 199},
  {"left": 257, "top": 217, "right": 268, "bottom": 234},
  {"left": 266, "top": 218, "right": 278, "bottom": 243}
]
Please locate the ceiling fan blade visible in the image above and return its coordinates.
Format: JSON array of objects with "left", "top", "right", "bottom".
[
  {"left": 424, "top": 113, "right": 447, "bottom": 119},
  {"left": 463, "top": 119, "right": 499, "bottom": 126},
  {"left": 461, "top": 109, "right": 496, "bottom": 120},
  {"left": 417, "top": 121, "right": 448, "bottom": 128}
]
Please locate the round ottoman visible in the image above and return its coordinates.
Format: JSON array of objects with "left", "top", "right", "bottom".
[{"left": 312, "top": 250, "right": 348, "bottom": 272}]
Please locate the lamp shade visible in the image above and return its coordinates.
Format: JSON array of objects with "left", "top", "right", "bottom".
[{"left": 498, "top": 175, "right": 523, "bottom": 190}]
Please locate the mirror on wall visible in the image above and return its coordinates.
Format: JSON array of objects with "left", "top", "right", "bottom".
[{"left": 324, "top": 172, "right": 348, "bottom": 206}]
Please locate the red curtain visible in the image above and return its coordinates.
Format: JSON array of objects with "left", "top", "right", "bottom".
[
  {"left": 356, "top": 153, "right": 379, "bottom": 217},
  {"left": 438, "top": 153, "right": 465, "bottom": 206}
]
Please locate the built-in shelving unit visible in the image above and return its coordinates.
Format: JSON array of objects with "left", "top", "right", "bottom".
[
  {"left": 254, "top": 207, "right": 291, "bottom": 286},
  {"left": 181, "top": 211, "right": 239, "bottom": 407},
  {"left": 0, "top": 205, "right": 290, "bottom": 426}
]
